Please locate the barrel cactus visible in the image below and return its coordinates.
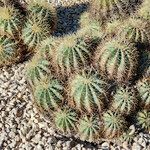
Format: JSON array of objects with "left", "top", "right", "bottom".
[
  {"left": 0, "top": 4, "right": 23, "bottom": 37},
  {"left": 0, "top": 35, "right": 18, "bottom": 66},
  {"left": 95, "top": 39, "right": 138, "bottom": 82},
  {"left": 137, "top": 110, "right": 150, "bottom": 131},
  {"left": 137, "top": 77, "right": 150, "bottom": 108},
  {"left": 34, "top": 76, "right": 64, "bottom": 111},
  {"left": 54, "top": 108, "right": 77, "bottom": 133},
  {"left": 78, "top": 115, "right": 101, "bottom": 142},
  {"left": 112, "top": 86, "right": 137, "bottom": 115},
  {"left": 69, "top": 70, "right": 108, "bottom": 113},
  {"left": 22, "top": 15, "right": 51, "bottom": 49},
  {"left": 102, "top": 110, "right": 126, "bottom": 138},
  {"left": 26, "top": 54, "right": 50, "bottom": 85},
  {"left": 119, "top": 17, "right": 150, "bottom": 43},
  {"left": 27, "top": 0, "right": 56, "bottom": 31},
  {"left": 90, "top": 0, "right": 130, "bottom": 23},
  {"left": 55, "top": 35, "right": 91, "bottom": 75}
]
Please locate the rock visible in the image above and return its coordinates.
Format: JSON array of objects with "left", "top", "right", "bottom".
[{"left": 132, "top": 143, "right": 142, "bottom": 150}]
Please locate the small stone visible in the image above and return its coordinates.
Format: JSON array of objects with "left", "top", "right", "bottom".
[
  {"left": 132, "top": 143, "right": 142, "bottom": 150},
  {"left": 102, "top": 142, "right": 109, "bottom": 148}
]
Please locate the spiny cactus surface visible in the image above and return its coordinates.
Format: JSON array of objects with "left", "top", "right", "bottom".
[
  {"left": 0, "top": 35, "right": 18, "bottom": 66},
  {"left": 34, "top": 76, "right": 64, "bottom": 110},
  {"left": 0, "top": 4, "right": 23, "bottom": 37},
  {"left": 137, "top": 77, "right": 150, "bottom": 108},
  {"left": 102, "top": 110, "right": 126, "bottom": 139},
  {"left": 69, "top": 70, "right": 108, "bottom": 113},
  {"left": 54, "top": 108, "right": 77, "bottom": 133},
  {"left": 95, "top": 39, "right": 138, "bottom": 82},
  {"left": 112, "top": 86, "right": 137, "bottom": 115},
  {"left": 78, "top": 115, "right": 101, "bottom": 142},
  {"left": 56, "top": 35, "right": 91, "bottom": 74}
]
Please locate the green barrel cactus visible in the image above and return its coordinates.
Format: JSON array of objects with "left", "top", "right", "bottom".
[
  {"left": 112, "top": 87, "right": 137, "bottom": 115},
  {"left": 38, "top": 37, "right": 58, "bottom": 60},
  {"left": 22, "top": 15, "right": 51, "bottom": 49},
  {"left": 0, "top": 35, "right": 18, "bottom": 66},
  {"left": 78, "top": 115, "right": 101, "bottom": 142},
  {"left": 55, "top": 35, "right": 91, "bottom": 74},
  {"left": 137, "top": 77, "right": 150, "bottom": 108},
  {"left": 137, "top": 110, "right": 150, "bottom": 131},
  {"left": 0, "top": 4, "right": 23, "bottom": 37},
  {"left": 102, "top": 110, "right": 126, "bottom": 138},
  {"left": 69, "top": 70, "right": 108, "bottom": 113},
  {"left": 90, "top": 0, "right": 130, "bottom": 23},
  {"left": 27, "top": 0, "right": 56, "bottom": 31},
  {"left": 26, "top": 54, "right": 50, "bottom": 85},
  {"left": 95, "top": 39, "right": 138, "bottom": 82},
  {"left": 34, "top": 76, "right": 64, "bottom": 111},
  {"left": 119, "top": 17, "right": 150, "bottom": 43},
  {"left": 137, "top": 0, "right": 150, "bottom": 20},
  {"left": 54, "top": 108, "right": 77, "bottom": 133}
]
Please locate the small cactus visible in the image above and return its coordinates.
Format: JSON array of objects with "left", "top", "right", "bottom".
[
  {"left": 78, "top": 115, "right": 101, "bottom": 142},
  {"left": 0, "top": 4, "right": 23, "bottom": 37},
  {"left": 119, "top": 17, "right": 150, "bottom": 43},
  {"left": 112, "top": 86, "right": 137, "bottom": 115},
  {"left": 27, "top": 0, "right": 56, "bottom": 31},
  {"left": 0, "top": 35, "right": 18, "bottom": 66},
  {"left": 55, "top": 35, "right": 91, "bottom": 74},
  {"left": 90, "top": 0, "right": 130, "bottom": 23},
  {"left": 26, "top": 54, "right": 50, "bottom": 85},
  {"left": 102, "top": 110, "right": 126, "bottom": 138},
  {"left": 34, "top": 76, "right": 64, "bottom": 110},
  {"left": 54, "top": 108, "right": 77, "bottom": 133},
  {"left": 137, "top": 110, "right": 150, "bottom": 131},
  {"left": 95, "top": 39, "right": 138, "bottom": 82},
  {"left": 137, "top": 77, "right": 150, "bottom": 108},
  {"left": 22, "top": 15, "right": 51, "bottom": 49},
  {"left": 69, "top": 70, "right": 107, "bottom": 113}
]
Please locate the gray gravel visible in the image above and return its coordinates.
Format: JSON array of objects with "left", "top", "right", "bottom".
[{"left": 0, "top": 0, "right": 150, "bottom": 150}]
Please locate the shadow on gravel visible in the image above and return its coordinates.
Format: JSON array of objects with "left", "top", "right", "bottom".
[{"left": 53, "top": 2, "right": 89, "bottom": 36}]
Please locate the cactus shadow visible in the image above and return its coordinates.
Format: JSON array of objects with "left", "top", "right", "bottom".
[{"left": 53, "top": 2, "right": 90, "bottom": 37}]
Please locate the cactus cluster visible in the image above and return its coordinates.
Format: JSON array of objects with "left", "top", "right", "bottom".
[
  {"left": 0, "top": 0, "right": 57, "bottom": 67},
  {"left": 0, "top": 0, "right": 150, "bottom": 144}
]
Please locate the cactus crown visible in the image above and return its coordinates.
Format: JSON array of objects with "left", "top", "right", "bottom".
[
  {"left": 112, "top": 87, "right": 137, "bottom": 115},
  {"left": 137, "top": 77, "right": 150, "bottom": 108},
  {"left": 102, "top": 110, "right": 126, "bottom": 138},
  {"left": 78, "top": 115, "right": 101, "bottom": 142},
  {"left": 26, "top": 54, "right": 49, "bottom": 84},
  {"left": 0, "top": 35, "right": 17, "bottom": 65},
  {"left": 0, "top": 5, "right": 22, "bottom": 36},
  {"left": 34, "top": 76, "right": 64, "bottom": 110},
  {"left": 96, "top": 39, "right": 138, "bottom": 82},
  {"left": 22, "top": 15, "right": 50, "bottom": 48},
  {"left": 56, "top": 35, "right": 90, "bottom": 74},
  {"left": 69, "top": 70, "right": 107, "bottom": 113},
  {"left": 54, "top": 108, "right": 77, "bottom": 133},
  {"left": 137, "top": 110, "right": 150, "bottom": 131},
  {"left": 120, "top": 17, "right": 150, "bottom": 43}
]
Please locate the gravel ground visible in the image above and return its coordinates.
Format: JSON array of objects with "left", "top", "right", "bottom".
[{"left": 0, "top": 0, "right": 150, "bottom": 150}]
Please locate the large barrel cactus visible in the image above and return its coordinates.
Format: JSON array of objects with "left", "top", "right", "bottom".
[{"left": 95, "top": 39, "right": 138, "bottom": 82}]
